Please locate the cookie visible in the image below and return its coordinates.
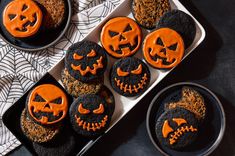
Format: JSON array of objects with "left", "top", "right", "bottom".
[
  {"left": 65, "top": 40, "right": 108, "bottom": 82},
  {"left": 100, "top": 17, "right": 142, "bottom": 58},
  {"left": 35, "top": 0, "right": 66, "bottom": 29},
  {"left": 143, "top": 28, "right": 185, "bottom": 69},
  {"left": 33, "top": 128, "right": 76, "bottom": 156},
  {"left": 155, "top": 108, "right": 198, "bottom": 149},
  {"left": 110, "top": 57, "right": 150, "bottom": 97},
  {"left": 2, "top": 0, "right": 43, "bottom": 38},
  {"left": 61, "top": 68, "right": 103, "bottom": 98},
  {"left": 165, "top": 86, "right": 206, "bottom": 120},
  {"left": 131, "top": 0, "right": 171, "bottom": 29},
  {"left": 21, "top": 109, "right": 60, "bottom": 143},
  {"left": 157, "top": 10, "right": 196, "bottom": 48},
  {"left": 97, "top": 85, "right": 115, "bottom": 116},
  {"left": 26, "top": 84, "right": 68, "bottom": 125},
  {"left": 69, "top": 94, "right": 111, "bottom": 137}
]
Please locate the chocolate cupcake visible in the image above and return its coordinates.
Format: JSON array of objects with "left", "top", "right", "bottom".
[
  {"left": 21, "top": 109, "right": 60, "bottom": 143},
  {"left": 35, "top": 0, "right": 66, "bottom": 29},
  {"left": 155, "top": 108, "right": 199, "bottom": 149},
  {"left": 110, "top": 57, "right": 151, "bottom": 97},
  {"left": 131, "top": 0, "right": 171, "bottom": 29},
  {"left": 61, "top": 68, "right": 103, "bottom": 98},
  {"left": 65, "top": 40, "right": 108, "bottom": 82}
]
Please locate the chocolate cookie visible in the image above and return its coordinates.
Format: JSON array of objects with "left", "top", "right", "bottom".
[
  {"left": 65, "top": 40, "right": 108, "bottom": 82},
  {"left": 165, "top": 86, "right": 206, "bottom": 120},
  {"left": 61, "top": 68, "right": 103, "bottom": 98},
  {"left": 142, "top": 28, "right": 185, "bottom": 69},
  {"left": 35, "top": 0, "right": 66, "bottom": 29},
  {"left": 21, "top": 109, "right": 60, "bottom": 143},
  {"left": 157, "top": 10, "right": 196, "bottom": 48},
  {"left": 110, "top": 57, "right": 150, "bottom": 97},
  {"left": 69, "top": 94, "right": 112, "bottom": 137},
  {"left": 131, "top": 0, "right": 171, "bottom": 29},
  {"left": 26, "top": 84, "right": 68, "bottom": 125},
  {"left": 100, "top": 17, "right": 142, "bottom": 58},
  {"left": 155, "top": 108, "right": 199, "bottom": 149}
]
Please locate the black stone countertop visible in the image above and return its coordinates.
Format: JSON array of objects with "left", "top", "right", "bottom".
[{"left": 8, "top": 0, "right": 235, "bottom": 155}]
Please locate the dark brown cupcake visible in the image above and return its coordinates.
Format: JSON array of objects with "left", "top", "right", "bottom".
[{"left": 35, "top": 0, "right": 66, "bottom": 29}]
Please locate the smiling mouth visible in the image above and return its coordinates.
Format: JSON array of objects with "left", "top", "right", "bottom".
[
  {"left": 114, "top": 73, "right": 148, "bottom": 94},
  {"left": 71, "top": 56, "right": 103, "bottom": 76},
  {"left": 169, "top": 125, "right": 198, "bottom": 145},
  {"left": 75, "top": 115, "right": 108, "bottom": 131}
]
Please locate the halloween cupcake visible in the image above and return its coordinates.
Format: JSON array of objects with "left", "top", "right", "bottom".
[
  {"left": 65, "top": 40, "right": 108, "bottom": 82},
  {"left": 110, "top": 57, "right": 151, "bottom": 97},
  {"left": 25, "top": 84, "right": 68, "bottom": 126},
  {"left": 155, "top": 108, "right": 199, "bottom": 149},
  {"left": 131, "top": 0, "right": 171, "bottom": 29},
  {"left": 100, "top": 17, "right": 142, "bottom": 58},
  {"left": 69, "top": 94, "right": 112, "bottom": 137},
  {"left": 35, "top": 0, "right": 66, "bottom": 29},
  {"left": 2, "top": 0, "right": 43, "bottom": 38},
  {"left": 142, "top": 28, "right": 185, "bottom": 69}
]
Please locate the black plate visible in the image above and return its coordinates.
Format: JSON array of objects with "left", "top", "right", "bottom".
[
  {"left": 146, "top": 82, "right": 225, "bottom": 156},
  {"left": 0, "top": 0, "right": 72, "bottom": 51},
  {"left": 2, "top": 73, "right": 100, "bottom": 155}
]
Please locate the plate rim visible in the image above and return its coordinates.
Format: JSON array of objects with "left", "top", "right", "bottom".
[{"left": 146, "top": 82, "right": 226, "bottom": 156}]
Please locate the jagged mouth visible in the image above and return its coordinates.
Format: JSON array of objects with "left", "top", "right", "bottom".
[
  {"left": 75, "top": 115, "right": 108, "bottom": 131},
  {"left": 71, "top": 56, "right": 103, "bottom": 76},
  {"left": 114, "top": 73, "right": 148, "bottom": 94},
  {"left": 169, "top": 125, "right": 198, "bottom": 145}
]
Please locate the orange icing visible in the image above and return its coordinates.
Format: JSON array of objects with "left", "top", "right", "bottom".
[
  {"left": 71, "top": 56, "right": 103, "bottom": 76},
  {"left": 101, "top": 17, "right": 142, "bottom": 58},
  {"left": 93, "top": 104, "right": 104, "bottom": 114},
  {"left": 73, "top": 53, "right": 83, "bottom": 60},
  {"left": 75, "top": 115, "right": 108, "bottom": 131},
  {"left": 131, "top": 64, "right": 142, "bottom": 75},
  {"left": 117, "top": 68, "right": 129, "bottom": 77},
  {"left": 3, "top": 0, "right": 43, "bottom": 38},
  {"left": 143, "top": 28, "right": 184, "bottom": 69},
  {"left": 28, "top": 84, "right": 68, "bottom": 125},
  {"left": 172, "top": 118, "right": 187, "bottom": 126},
  {"left": 78, "top": 103, "right": 90, "bottom": 114},
  {"left": 114, "top": 73, "right": 148, "bottom": 93},
  {"left": 162, "top": 120, "right": 174, "bottom": 138},
  {"left": 87, "top": 49, "right": 97, "bottom": 57}
]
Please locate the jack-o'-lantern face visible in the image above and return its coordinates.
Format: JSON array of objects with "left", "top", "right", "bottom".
[
  {"left": 110, "top": 57, "right": 150, "bottom": 97},
  {"left": 143, "top": 28, "right": 185, "bottom": 69},
  {"left": 3, "top": 0, "right": 43, "bottom": 38},
  {"left": 65, "top": 41, "right": 107, "bottom": 82},
  {"left": 101, "top": 17, "right": 142, "bottom": 58},
  {"left": 156, "top": 108, "right": 198, "bottom": 149},
  {"left": 27, "top": 84, "right": 68, "bottom": 125},
  {"left": 70, "top": 94, "right": 111, "bottom": 137}
]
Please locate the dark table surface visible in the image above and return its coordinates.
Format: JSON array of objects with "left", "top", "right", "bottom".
[{"left": 7, "top": 0, "right": 235, "bottom": 155}]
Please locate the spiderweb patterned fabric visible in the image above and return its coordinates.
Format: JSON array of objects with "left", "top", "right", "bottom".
[{"left": 0, "top": 0, "right": 121, "bottom": 154}]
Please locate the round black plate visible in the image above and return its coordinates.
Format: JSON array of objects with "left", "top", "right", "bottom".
[
  {"left": 146, "top": 82, "right": 225, "bottom": 156},
  {"left": 0, "top": 0, "right": 72, "bottom": 51}
]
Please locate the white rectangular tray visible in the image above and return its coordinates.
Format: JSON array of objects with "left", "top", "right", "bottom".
[{"left": 49, "top": 0, "right": 205, "bottom": 155}]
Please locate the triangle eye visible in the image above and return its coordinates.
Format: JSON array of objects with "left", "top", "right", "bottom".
[
  {"left": 8, "top": 14, "right": 16, "bottom": 20},
  {"left": 156, "top": 37, "right": 164, "bottom": 46},
  {"left": 109, "top": 30, "right": 119, "bottom": 37},
  {"left": 78, "top": 104, "right": 90, "bottom": 114},
  {"left": 117, "top": 68, "right": 129, "bottom": 77},
  {"left": 50, "top": 97, "right": 62, "bottom": 104},
  {"left": 33, "top": 94, "right": 46, "bottom": 102},
  {"left": 123, "top": 24, "right": 132, "bottom": 32},
  {"left": 93, "top": 104, "right": 104, "bottom": 114},
  {"left": 172, "top": 118, "right": 187, "bottom": 126},
  {"left": 168, "top": 43, "right": 178, "bottom": 51},
  {"left": 131, "top": 64, "right": 142, "bottom": 75}
]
